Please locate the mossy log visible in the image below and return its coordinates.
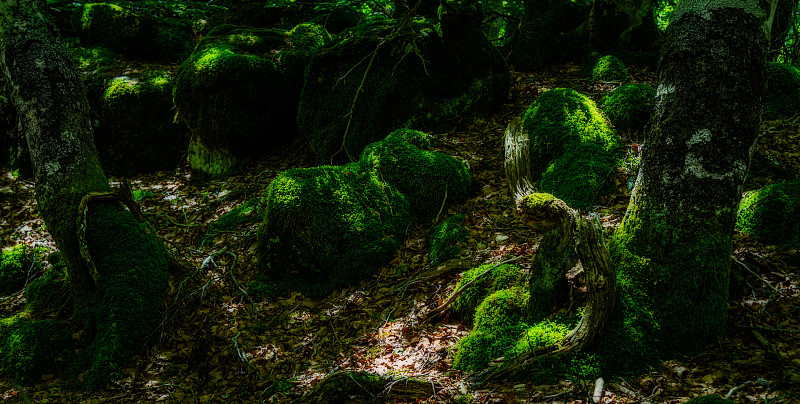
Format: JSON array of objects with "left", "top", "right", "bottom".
[{"left": 294, "top": 371, "right": 437, "bottom": 404}]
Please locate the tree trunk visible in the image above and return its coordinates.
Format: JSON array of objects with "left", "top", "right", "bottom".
[
  {"left": 584, "top": 0, "right": 662, "bottom": 52},
  {"left": 608, "top": 0, "right": 776, "bottom": 352},
  {"left": 0, "top": 0, "right": 171, "bottom": 388}
]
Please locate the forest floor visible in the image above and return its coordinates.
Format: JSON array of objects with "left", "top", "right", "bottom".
[{"left": 1, "top": 65, "right": 800, "bottom": 403}]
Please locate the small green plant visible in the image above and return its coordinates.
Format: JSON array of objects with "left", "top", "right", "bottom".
[{"left": 428, "top": 214, "right": 468, "bottom": 265}]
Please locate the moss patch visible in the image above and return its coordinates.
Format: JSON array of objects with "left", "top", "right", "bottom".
[
  {"left": 0, "top": 317, "right": 71, "bottom": 385},
  {"left": 428, "top": 214, "right": 468, "bottom": 266},
  {"left": 0, "top": 245, "right": 43, "bottom": 296},
  {"left": 25, "top": 252, "right": 69, "bottom": 316},
  {"left": 522, "top": 88, "right": 620, "bottom": 208},
  {"left": 736, "top": 178, "right": 800, "bottom": 247},
  {"left": 764, "top": 62, "right": 800, "bottom": 120},
  {"left": 451, "top": 264, "right": 523, "bottom": 325},
  {"left": 600, "top": 83, "right": 656, "bottom": 134},
  {"left": 584, "top": 54, "right": 628, "bottom": 81},
  {"left": 96, "top": 71, "right": 186, "bottom": 176}
]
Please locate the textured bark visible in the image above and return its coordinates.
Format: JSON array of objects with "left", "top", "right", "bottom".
[
  {"left": 585, "top": 0, "right": 662, "bottom": 52},
  {"left": 504, "top": 117, "right": 535, "bottom": 204},
  {"left": 609, "top": 0, "right": 775, "bottom": 351},
  {"left": 0, "top": 0, "right": 171, "bottom": 388}
]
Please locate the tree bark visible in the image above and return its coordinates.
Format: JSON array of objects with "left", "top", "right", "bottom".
[
  {"left": 0, "top": 0, "right": 171, "bottom": 388},
  {"left": 608, "top": 0, "right": 776, "bottom": 351}
]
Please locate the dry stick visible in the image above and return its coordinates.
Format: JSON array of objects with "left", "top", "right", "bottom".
[
  {"left": 732, "top": 256, "right": 780, "bottom": 294},
  {"left": 423, "top": 255, "right": 524, "bottom": 322}
]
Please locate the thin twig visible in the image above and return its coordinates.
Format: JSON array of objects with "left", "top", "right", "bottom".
[{"left": 732, "top": 256, "right": 780, "bottom": 293}]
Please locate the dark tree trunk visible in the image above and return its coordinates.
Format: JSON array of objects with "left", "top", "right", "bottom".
[
  {"left": 770, "top": 0, "right": 797, "bottom": 58},
  {"left": 608, "top": 0, "right": 776, "bottom": 351},
  {"left": 0, "top": 0, "right": 171, "bottom": 388}
]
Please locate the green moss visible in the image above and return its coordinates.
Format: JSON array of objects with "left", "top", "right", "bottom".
[
  {"left": 97, "top": 71, "right": 186, "bottom": 176},
  {"left": 509, "top": 319, "right": 569, "bottom": 355},
  {"left": 451, "top": 264, "right": 523, "bottom": 324},
  {"left": 78, "top": 203, "right": 170, "bottom": 389},
  {"left": 736, "top": 178, "right": 800, "bottom": 247},
  {"left": 600, "top": 83, "right": 656, "bottom": 134},
  {"left": 66, "top": 43, "right": 119, "bottom": 72},
  {"left": 428, "top": 214, "right": 468, "bottom": 265},
  {"left": 764, "top": 62, "right": 800, "bottom": 120},
  {"left": 522, "top": 88, "right": 620, "bottom": 208},
  {"left": 176, "top": 24, "right": 329, "bottom": 179},
  {"left": 0, "top": 317, "right": 71, "bottom": 385},
  {"left": 584, "top": 55, "right": 628, "bottom": 81},
  {"left": 358, "top": 129, "right": 472, "bottom": 222},
  {"left": 204, "top": 198, "right": 262, "bottom": 243},
  {"left": 452, "top": 287, "right": 529, "bottom": 371},
  {"left": 25, "top": 252, "right": 69, "bottom": 316},
  {"left": 258, "top": 163, "right": 412, "bottom": 293},
  {"left": 0, "top": 245, "right": 43, "bottom": 296}
]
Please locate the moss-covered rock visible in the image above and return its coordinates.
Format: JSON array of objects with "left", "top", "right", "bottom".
[
  {"left": 764, "top": 62, "right": 800, "bottom": 120},
  {"left": 736, "top": 178, "right": 800, "bottom": 247},
  {"left": 25, "top": 252, "right": 70, "bottom": 316},
  {"left": 299, "top": 9, "right": 510, "bottom": 164},
  {"left": 258, "top": 129, "right": 471, "bottom": 293},
  {"left": 95, "top": 72, "right": 187, "bottom": 176},
  {"left": 600, "top": 83, "right": 655, "bottom": 134},
  {"left": 0, "top": 245, "right": 42, "bottom": 296},
  {"left": 0, "top": 317, "right": 71, "bottom": 385},
  {"left": 452, "top": 287, "right": 529, "bottom": 371},
  {"left": 258, "top": 162, "right": 412, "bottom": 292},
  {"left": 175, "top": 24, "right": 331, "bottom": 179},
  {"left": 451, "top": 264, "right": 523, "bottom": 325},
  {"left": 428, "top": 214, "right": 468, "bottom": 265},
  {"left": 358, "top": 129, "right": 471, "bottom": 222},
  {"left": 522, "top": 88, "right": 620, "bottom": 208},
  {"left": 584, "top": 54, "right": 628, "bottom": 81},
  {"left": 77, "top": 3, "right": 193, "bottom": 63}
]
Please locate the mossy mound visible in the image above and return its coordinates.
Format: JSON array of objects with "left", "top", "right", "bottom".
[
  {"left": 25, "top": 253, "right": 70, "bottom": 316},
  {"left": 77, "top": 203, "right": 171, "bottom": 389},
  {"left": 764, "top": 62, "right": 800, "bottom": 120},
  {"left": 299, "top": 9, "right": 510, "bottom": 164},
  {"left": 0, "top": 245, "right": 43, "bottom": 296},
  {"left": 508, "top": 319, "right": 569, "bottom": 355},
  {"left": 428, "top": 214, "right": 468, "bottom": 266},
  {"left": 0, "top": 317, "right": 71, "bottom": 385},
  {"left": 259, "top": 129, "right": 471, "bottom": 293},
  {"left": 600, "top": 83, "right": 655, "bottom": 134},
  {"left": 77, "top": 3, "right": 193, "bottom": 63},
  {"left": 521, "top": 88, "right": 620, "bottom": 208},
  {"left": 583, "top": 55, "right": 628, "bottom": 81},
  {"left": 736, "top": 179, "right": 800, "bottom": 247},
  {"left": 95, "top": 72, "right": 187, "bottom": 176},
  {"left": 175, "top": 24, "right": 331, "bottom": 179},
  {"left": 451, "top": 264, "right": 523, "bottom": 325},
  {"left": 258, "top": 163, "right": 412, "bottom": 293},
  {"left": 359, "top": 129, "right": 472, "bottom": 222},
  {"left": 452, "top": 287, "right": 529, "bottom": 371}
]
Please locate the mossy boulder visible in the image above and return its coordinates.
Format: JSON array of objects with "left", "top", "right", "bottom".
[
  {"left": 451, "top": 264, "right": 523, "bottom": 325},
  {"left": 175, "top": 24, "right": 331, "bottom": 179},
  {"left": 259, "top": 129, "right": 471, "bottom": 292},
  {"left": 522, "top": 88, "right": 620, "bottom": 208},
  {"left": 600, "top": 83, "right": 655, "bottom": 134},
  {"left": 95, "top": 72, "right": 187, "bottom": 176},
  {"left": 25, "top": 253, "right": 70, "bottom": 316},
  {"left": 359, "top": 129, "right": 472, "bottom": 222},
  {"left": 583, "top": 54, "right": 628, "bottom": 81},
  {"left": 736, "top": 178, "right": 800, "bottom": 247},
  {"left": 77, "top": 3, "right": 193, "bottom": 63},
  {"left": 299, "top": 9, "right": 510, "bottom": 164},
  {"left": 0, "top": 317, "right": 71, "bottom": 385},
  {"left": 0, "top": 245, "right": 43, "bottom": 296},
  {"left": 428, "top": 214, "right": 468, "bottom": 265},
  {"left": 258, "top": 163, "right": 412, "bottom": 292},
  {"left": 764, "top": 62, "right": 800, "bottom": 120},
  {"left": 452, "top": 287, "right": 529, "bottom": 371}
]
